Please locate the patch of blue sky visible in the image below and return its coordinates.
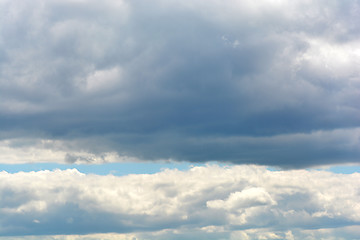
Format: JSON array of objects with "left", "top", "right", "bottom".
[
  {"left": 0, "top": 161, "right": 226, "bottom": 176},
  {"left": 1, "top": 162, "right": 358, "bottom": 175},
  {"left": 324, "top": 165, "right": 360, "bottom": 174},
  {"left": 267, "top": 165, "right": 360, "bottom": 174}
]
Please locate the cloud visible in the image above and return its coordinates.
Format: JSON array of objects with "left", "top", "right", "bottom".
[
  {"left": 2, "top": 227, "right": 360, "bottom": 240},
  {"left": 207, "top": 188, "right": 276, "bottom": 210},
  {"left": 1, "top": 127, "right": 359, "bottom": 168},
  {"left": 0, "top": 0, "right": 360, "bottom": 167},
  {"left": 0, "top": 165, "right": 359, "bottom": 239},
  {"left": 0, "top": 138, "right": 133, "bottom": 164}
]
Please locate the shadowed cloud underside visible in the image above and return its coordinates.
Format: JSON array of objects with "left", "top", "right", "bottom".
[{"left": 0, "top": 0, "right": 359, "bottom": 167}]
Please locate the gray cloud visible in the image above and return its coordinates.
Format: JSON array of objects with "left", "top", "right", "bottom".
[
  {"left": 0, "top": 0, "right": 360, "bottom": 166},
  {"left": 0, "top": 165, "right": 359, "bottom": 239}
]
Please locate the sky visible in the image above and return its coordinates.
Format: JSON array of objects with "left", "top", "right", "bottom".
[{"left": 0, "top": 0, "right": 359, "bottom": 239}]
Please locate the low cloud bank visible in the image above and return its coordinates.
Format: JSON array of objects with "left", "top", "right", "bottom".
[{"left": 1, "top": 165, "right": 359, "bottom": 239}]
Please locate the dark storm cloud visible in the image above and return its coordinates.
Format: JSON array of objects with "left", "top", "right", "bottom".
[{"left": 0, "top": 0, "right": 359, "bottom": 167}]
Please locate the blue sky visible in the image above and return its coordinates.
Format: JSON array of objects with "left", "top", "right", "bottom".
[
  {"left": 0, "top": 0, "right": 360, "bottom": 239},
  {"left": 0, "top": 161, "right": 202, "bottom": 175},
  {"left": 1, "top": 162, "right": 360, "bottom": 176}
]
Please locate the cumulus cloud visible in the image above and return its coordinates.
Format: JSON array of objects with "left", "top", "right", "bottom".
[
  {"left": 0, "top": 165, "right": 359, "bottom": 239},
  {"left": 206, "top": 188, "right": 276, "bottom": 210},
  {"left": 0, "top": 0, "right": 360, "bottom": 166}
]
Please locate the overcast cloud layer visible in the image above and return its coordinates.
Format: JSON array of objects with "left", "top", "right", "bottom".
[
  {"left": 0, "top": 165, "right": 359, "bottom": 239},
  {"left": 1, "top": 0, "right": 360, "bottom": 166}
]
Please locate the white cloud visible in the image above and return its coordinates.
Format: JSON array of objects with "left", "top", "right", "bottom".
[
  {"left": 0, "top": 165, "right": 359, "bottom": 238},
  {"left": 0, "top": 138, "right": 135, "bottom": 164},
  {"left": 207, "top": 187, "right": 276, "bottom": 210}
]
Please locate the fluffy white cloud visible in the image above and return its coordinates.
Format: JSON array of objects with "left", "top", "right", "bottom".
[
  {"left": 207, "top": 187, "right": 276, "bottom": 209},
  {"left": 0, "top": 165, "right": 359, "bottom": 239}
]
